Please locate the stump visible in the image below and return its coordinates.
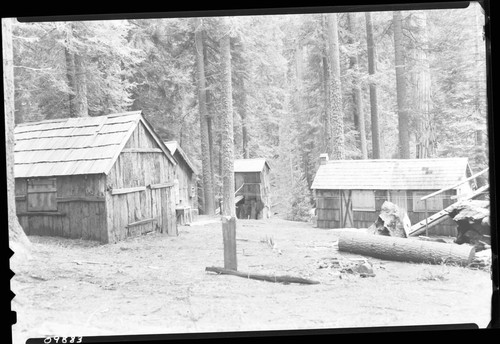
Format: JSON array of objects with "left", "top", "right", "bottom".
[
  {"left": 338, "top": 231, "right": 475, "bottom": 266},
  {"left": 367, "top": 201, "right": 411, "bottom": 238}
]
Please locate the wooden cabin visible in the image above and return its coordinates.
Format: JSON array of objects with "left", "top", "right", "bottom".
[
  {"left": 14, "top": 111, "right": 178, "bottom": 244},
  {"left": 310, "top": 155, "right": 475, "bottom": 236},
  {"left": 164, "top": 141, "right": 198, "bottom": 225},
  {"left": 234, "top": 158, "right": 271, "bottom": 220}
]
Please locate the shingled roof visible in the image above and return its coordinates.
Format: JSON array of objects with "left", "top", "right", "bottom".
[
  {"left": 234, "top": 158, "right": 271, "bottom": 173},
  {"left": 14, "top": 111, "right": 175, "bottom": 178},
  {"left": 311, "top": 158, "right": 471, "bottom": 190},
  {"left": 164, "top": 141, "right": 198, "bottom": 175}
]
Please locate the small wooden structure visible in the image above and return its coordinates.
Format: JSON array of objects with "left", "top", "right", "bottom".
[
  {"left": 164, "top": 141, "right": 198, "bottom": 225},
  {"left": 14, "top": 111, "right": 178, "bottom": 243},
  {"left": 234, "top": 158, "right": 271, "bottom": 219},
  {"left": 311, "top": 154, "right": 475, "bottom": 236}
]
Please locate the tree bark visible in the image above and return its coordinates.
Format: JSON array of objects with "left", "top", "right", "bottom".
[
  {"left": 194, "top": 18, "right": 215, "bottom": 215},
  {"left": 338, "top": 231, "right": 475, "bottom": 266},
  {"left": 219, "top": 20, "right": 236, "bottom": 217},
  {"left": 393, "top": 11, "right": 411, "bottom": 159},
  {"left": 2, "top": 18, "right": 31, "bottom": 262},
  {"left": 64, "top": 24, "right": 76, "bottom": 117},
  {"left": 410, "top": 11, "right": 434, "bottom": 159},
  {"left": 347, "top": 13, "right": 368, "bottom": 159},
  {"left": 240, "top": 69, "right": 250, "bottom": 159},
  {"left": 68, "top": 23, "right": 89, "bottom": 117},
  {"left": 325, "top": 13, "right": 344, "bottom": 160},
  {"left": 365, "top": 12, "right": 381, "bottom": 159}
]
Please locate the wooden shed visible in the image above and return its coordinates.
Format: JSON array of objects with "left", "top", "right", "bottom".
[
  {"left": 234, "top": 158, "right": 271, "bottom": 220},
  {"left": 164, "top": 141, "right": 198, "bottom": 225},
  {"left": 310, "top": 155, "right": 475, "bottom": 236},
  {"left": 14, "top": 111, "right": 178, "bottom": 243}
]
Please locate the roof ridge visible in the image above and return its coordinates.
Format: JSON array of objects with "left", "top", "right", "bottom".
[
  {"left": 324, "top": 157, "right": 468, "bottom": 163},
  {"left": 15, "top": 111, "right": 142, "bottom": 128}
]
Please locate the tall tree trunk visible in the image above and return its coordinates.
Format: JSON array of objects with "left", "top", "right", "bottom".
[
  {"left": 73, "top": 53, "right": 89, "bottom": 117},
  {"left": 365, "top": 12, "right": 381, "bottom": 159},
  {"left": 240, "top": 66, "right": 250, "bottom": 159},
  {"left": 219, "top": 22, "right": 236, "bottom": 217},
  {"left": 194, "top": 18, "right": 215, "bottom": 215},
  {"left": 65, "top": 24, "right": 76, "bottom": 117},
  {"left": 347, "top": 13, "right": 368, "bottom": 159},
  {"left": 2, "top": 18, "right": 31, "bottom": 262},
  {"left": 325, "top": 13, "right": 344, "bottom": 160},
  {"left": 203, "top": 32, "right": 217, "bottom": 203},
  {"left": 393, "top": 11, "right": 410, "bottom": 159},
  {"left": 66, "top": 23, "right": 89, "bottom": 118},
  {"left": 321, "top": 54, "right": 330, "bottom": 154},
  {"left": 409, "top": 11, "right": 434, "bottom": 159}
]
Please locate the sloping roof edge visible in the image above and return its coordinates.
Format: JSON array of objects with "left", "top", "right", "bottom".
[
  {"left": 164, "top": 141, "right": 198, "bottom": 175},
  {"left": 103, "top": 112, "right": 177, "bottom": 175},
  {"left": 234, "top": 158, "right": 271, "bottom": 173}
]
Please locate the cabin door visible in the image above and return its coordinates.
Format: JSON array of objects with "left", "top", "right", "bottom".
[
  {"left": 151, "top": 186, "right": 177, "bottom": 236},
  {"left": 340, "top": 190, "right": 354, "bottom": 228}
]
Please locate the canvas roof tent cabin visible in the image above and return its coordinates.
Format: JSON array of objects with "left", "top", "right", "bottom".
[
  {"left": 164, "top": 141, "right": 198, "bottom": 225},
  {"left": 234, "top": 158, "right": 271, "bottom": 220},
  {"left": 14, "top": 111, "right": 178, "bottom": 243},
  {"left": 310, "top": 155, "right": 474, "bottom": 236}
]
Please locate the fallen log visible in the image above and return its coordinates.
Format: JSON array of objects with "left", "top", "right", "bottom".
[
  {"left": 205, "top": 266, "right": 320, "bottom": 285},
  {"left": 338, "top": 231, "right": 475, "bottom": 266}
]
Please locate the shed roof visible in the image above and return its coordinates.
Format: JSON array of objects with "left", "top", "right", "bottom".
[
  {"left": 164, "top": 141, "right": 198, "bottom": 175},
  {"left": 234, "top": 158, "right": 270, "bottom": 173},
  {"left": 311, "top": 158, "right": 471, "bottom": 190},
  {"left": 14, "top": 111, "right": 175, "bottom": 178}
]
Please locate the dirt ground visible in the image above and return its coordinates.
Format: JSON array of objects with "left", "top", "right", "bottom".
[{"left": 10, "top": 216, "right": 493, "bottom": 343}]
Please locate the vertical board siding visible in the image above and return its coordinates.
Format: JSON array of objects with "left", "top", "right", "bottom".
[
  {"left": 105, "top": 122, "right": 177, "bottom": 242},
  {"left": 315, "top": 188, "right": 459, "bottom": 235},
  {"left": 15, "top": 175, "right": 107, "bottom": 242}
]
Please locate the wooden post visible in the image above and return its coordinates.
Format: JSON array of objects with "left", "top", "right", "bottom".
[
  {"left": 222, "top": 216, "right": 237, "bottom": 270},
  {"left": 424, "top": 199, "right": 428, "bottom": 236}
]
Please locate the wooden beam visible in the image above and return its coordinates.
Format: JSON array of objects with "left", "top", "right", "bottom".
[
  {"left": 149, "top": 182, "right": 174, "bottom": 189},
  {"left": 222, "top": 216, "right": 237, "bottom": 270},
  {"left": 111, "top": 186, "right": 146, "bottom": 195},
  {"left": 126, "top": 218, "right": 157, "bottom": 228},
  {"left": 121, "top": 147, "right": 163, "bottom": 153},
  {"left": 56, "top": 196, "right": 105, "bottom": 203},
  {"left": 205, "top": 266, "right": 320, "bottom": 285},
  {"left": 409, "top": 184, "right": 489, "bottom": 237},
  {"left": 421, "top": 168, "right": 489, "bottom": 201},
  {"left": 17, "top": 212, "right": 66, "bottom": 216},
  {"left": 15, "top": 195, "right": 26, "bottom": 201}
]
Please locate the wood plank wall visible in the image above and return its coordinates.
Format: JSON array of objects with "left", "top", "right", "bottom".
[
  {"left": 174, "top": 152, "right": 196, "bottom": 209},
  {"left": 315, "top": 189, "right": 458, "bottom": 236},
  {"left": 106, "top": 122, "right": 176, "bottom": 243},
  {"left": 15, "top": 175, "right": 107, "bottom": 241}
]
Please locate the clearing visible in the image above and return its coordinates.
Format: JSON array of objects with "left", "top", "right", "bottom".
[{"left": 10, "top": 217, "right": 492, "bottom": 343}]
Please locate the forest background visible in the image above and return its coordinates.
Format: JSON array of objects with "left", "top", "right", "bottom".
[{"left": 8, "top": 3, "right": 488, "bottom": 221}]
